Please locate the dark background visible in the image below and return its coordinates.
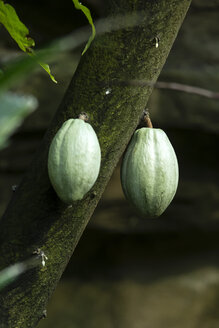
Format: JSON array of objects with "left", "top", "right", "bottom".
[{"left": 0, "top": 1, "right": 219, "bottom": 327}]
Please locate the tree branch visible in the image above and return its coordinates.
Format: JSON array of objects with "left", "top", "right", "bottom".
[
  {"left": 156, "top": 81, "right": 219, "bottom": 98},
  {"left": 116, "top": 79, "right": 219, "bottom": 99},
  {"left": 0, "top": 1, "right": 191, "bottom": 327}
]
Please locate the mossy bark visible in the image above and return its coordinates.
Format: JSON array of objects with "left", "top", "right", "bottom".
[{"left": 0, "top": 0, "right": 191, "bottom": 327}]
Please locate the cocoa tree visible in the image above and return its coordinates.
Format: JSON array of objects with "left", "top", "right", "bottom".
[{"left": 0, "top": 0, "right": 191, "bottom": 327}]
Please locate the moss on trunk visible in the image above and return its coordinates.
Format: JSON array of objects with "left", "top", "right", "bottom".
[{"left": 0, "top": 0, "right": 191, "bottom": 327}]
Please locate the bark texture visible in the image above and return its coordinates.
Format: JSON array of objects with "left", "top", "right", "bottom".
[{"left": 0, "top": 0, "right": 191, "bottom": 327}]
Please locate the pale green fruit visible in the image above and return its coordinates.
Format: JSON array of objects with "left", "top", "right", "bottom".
[
  {"left": 121, "top": 128, "right": 179, "bottom": 218},
  {"left": 48, "top": 118, "right": 101, "bottom": 203}
]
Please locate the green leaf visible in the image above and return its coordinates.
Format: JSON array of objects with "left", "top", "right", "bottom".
[
  {"left": 0, "top": 0, "right": 34, "bottom": 52},
  {"left": 72, "top": 0, "right": 96, "bottom": 55},
  {"left": 38, "top": 62, "right": 57, "bottom": 83},
  {"left": 0, "top": 1, "right": 56, "bottom": 82},
  {"left": 0, "top": 91, "right": 38, "bottom": 149},
  {"left": 29, "top": 52, "right": 57, "bottom": 83}
]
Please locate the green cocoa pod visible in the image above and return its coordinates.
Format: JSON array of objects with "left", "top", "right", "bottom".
[
  {"left": 48, "top": 118, "right": 101, "bottom": 203},
  {"left": 121, "top": 128, "right": 179, "bottom": 218}
]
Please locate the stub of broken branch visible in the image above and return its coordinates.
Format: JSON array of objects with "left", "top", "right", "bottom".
[
  {"left": 141, "top": 109, "right": 153, "bottom": 128},
  {"left": 78, "top": 112, "right": 89, "bottom": 122}
]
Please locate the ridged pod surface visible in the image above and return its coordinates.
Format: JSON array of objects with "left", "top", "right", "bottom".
[
  {"left": 121, "top": 128, "right": 179, "bottom": 218},
  {"left": 48, "top": 118, "right": 101, "bottom": 203}
]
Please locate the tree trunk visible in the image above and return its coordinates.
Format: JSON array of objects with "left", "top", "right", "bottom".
[{"left": 0, "top": 0, "right": 191, "bottom": 327}]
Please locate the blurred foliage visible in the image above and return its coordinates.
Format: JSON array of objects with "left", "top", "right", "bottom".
[
  {"left": 0, "top": 262, "right": 26, "bottom": 290},
  {"left": 0, "top": 91, "right": 38, "bottom": 149},
  {"left": 0, "top": 253, "right": 44, "bottom": 290}
]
